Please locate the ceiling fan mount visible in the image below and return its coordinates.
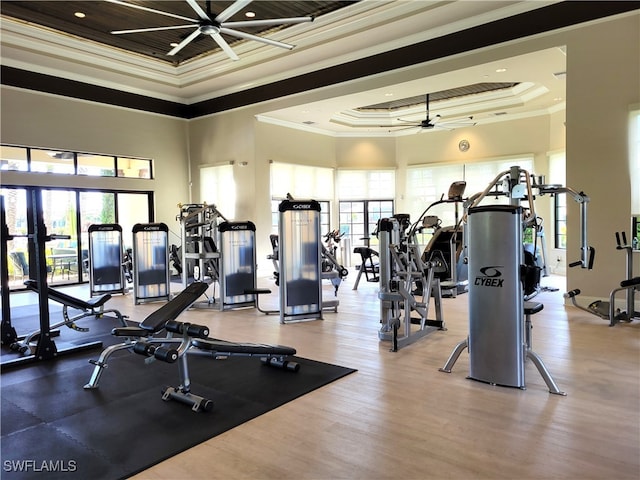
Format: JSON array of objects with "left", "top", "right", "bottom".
[
  {"left": 108, "top": 0, "right": 314, "bottom": 62},
  {"left": 393, "top": 93, "right": 475, "bottom": 132},
  {"left": 199, "top": 22, "right": 220, "bottom": 36}
]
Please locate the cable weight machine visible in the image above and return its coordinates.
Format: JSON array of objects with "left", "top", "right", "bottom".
[
  {"left": 440, "top": 166, "right": 592, "bottom": 394},
  {"left": 175, "top": 203, "right": 262, "bottom": 311},
  {"left": 564, "top": 230, "right": 639, "bottom": 326},
  {"left": 377, "top": 214, "right": 446, "bottom": 351}
]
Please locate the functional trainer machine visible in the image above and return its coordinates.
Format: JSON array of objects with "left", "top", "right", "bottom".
[
  {"left": 377, "top": 214, "right": 445, "bottom": 351},
  {"left": 564, "top": 231, "right": 640, "bottom": 326},
  {"left": 440, "top": 166, "right": 592, "bottom": 394},
  {"left": 85, "top": 281, "right": 299, "bottom": 413}
]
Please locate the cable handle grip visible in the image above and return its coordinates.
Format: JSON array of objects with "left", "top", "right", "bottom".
[
  {"left": 620, "top": 276, "right": 640, "bottom": 288},
  {"left": 569, "top": 246, "right": 595, "bottom": 269},
  {"left": 563, "top": 289, "right": 581, "bottom": 298},
  {"left": 615, "top": 231, "right": 629, "bottom": 249}
]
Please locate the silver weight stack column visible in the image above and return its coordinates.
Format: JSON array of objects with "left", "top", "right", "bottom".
[
  {"left": 132, "top": 223, "right": 170, "bottom": 304},
  {"left": 278, "top": 199, "right": 323, "bottom": 324},
  {"left": 467, "top": 205, "right": 525, "bottom": 388},
  {"left": 218, "top": 221, "right": 258, "bottom": 311}
]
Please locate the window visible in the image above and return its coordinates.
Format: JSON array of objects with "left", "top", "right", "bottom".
[
  {"left": 2, "top": 187, "right": 153, "bottom": 288},
  {"left": 30, "top": 148, "right": 75, "bottom": 175},
  {"left": 270, "top": 162, "right": 334, "bottom": 236},
  {"left": 630, "top": 108, "right": 640, "bottom": 215},
  {"left": 336, "top": 169, "right": 395, "bottom": 250},
  {"left": 0, "top": 144, "right": 152, "bottom": 179},
  {"left": 0, "top": 145, "right": 28, "bottom": 171},
  {"left": 407, "top": 163, "right": 464, "bottom": 227},
  {"left": 270, "top": 162, "right": 334, "bottom": 200},
  {"left": 117, "top": 157, "right": 152, "bottom": 179},
  {"left": 336, "top": 169, "right": 395, "bottom": 200},
  {"left": 339, "top": 200, "right": 393, "bottom": 249},
  {"left": 200, "top": 164, "right": 236, "bottom": 219},
  {"left": 549, "top": 151, "right": 566, "bottom": 249},
  {"left": 78, "top": 153, "right": 116, "bottom": 177}
]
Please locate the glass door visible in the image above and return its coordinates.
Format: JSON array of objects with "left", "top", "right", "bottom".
[
  {"left": 1, "top": 187, "right": 29, "bottom": 290},
  {"left": 80, "top": 191, "right": 116, "bottom": 282},
  {"left": 2, "top": 186, "right": 154, "bottom": 289},
  {"left": 42, "top": 189, "right": 79, "bottom": 286},
  {"left": 117, "top": 192, "right": 151, "bottom": 251}
]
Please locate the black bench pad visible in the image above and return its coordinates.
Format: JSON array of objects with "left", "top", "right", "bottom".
[
  {"left": 192, "top": 338, "right": 296, "bottom": 356},
  {"left": 24, "top": 279, "right": 111, "bottom": 310},
  {"left": 138, "top": 282, "right": 209, "bottom": 332}
]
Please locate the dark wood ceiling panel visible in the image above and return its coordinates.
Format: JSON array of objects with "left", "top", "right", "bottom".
[
  {"left": 359, "top": 83, "right": 520, "bottom": 111},
  {"left": 0, "top": 0, "right": 355, "bottom": 64}
]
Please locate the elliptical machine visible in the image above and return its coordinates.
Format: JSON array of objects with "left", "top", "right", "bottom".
[{"left": 564, "top": 231, "right": 640, "bottom": 326}]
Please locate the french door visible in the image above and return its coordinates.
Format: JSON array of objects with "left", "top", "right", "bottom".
[{"left": 1, "top": 186, "right": 153, "bottom": 289}]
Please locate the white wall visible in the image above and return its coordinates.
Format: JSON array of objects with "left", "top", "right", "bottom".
[{"left": 0, "top": 88, "right": 190, "bottom": 232}]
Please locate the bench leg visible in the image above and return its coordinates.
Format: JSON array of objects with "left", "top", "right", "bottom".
[
  {"left": 84, "top": 342, "right": 136, "bottom": 389},
  {"left": 352, "top": 264, "right": 365, "bottom": 290}
]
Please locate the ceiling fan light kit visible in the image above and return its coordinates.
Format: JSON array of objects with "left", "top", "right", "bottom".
[{"left": 108, "top": 0, "right": 313, "bottom": 61}]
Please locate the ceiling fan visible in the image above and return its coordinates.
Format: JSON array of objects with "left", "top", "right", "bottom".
[
  {"left": 391, "top": 93, "right": 476, "bottom": 132},
  {"left": 107, "top": 0, "right": 314, "bottom": 61}
]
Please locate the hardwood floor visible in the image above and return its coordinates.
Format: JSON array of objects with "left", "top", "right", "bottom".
[{"left": 21, "top": 272, "right": 640, "bottom": 479}]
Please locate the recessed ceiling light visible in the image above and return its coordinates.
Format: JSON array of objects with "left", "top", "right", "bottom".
[
  {"left": 245, "top": 11, "right": 256, "bottom": 18},
  {"left": 74, "top": 12, "right": 86, "bottom": 18},
  {"left": 384, "top": 93, "right": 394, "bottom": 97},
  {"left": 170, "top": 42, "right": 179, "bottom": 48},
  {"left": 495, "top": 68, "right": 507, "bottom": 73}
]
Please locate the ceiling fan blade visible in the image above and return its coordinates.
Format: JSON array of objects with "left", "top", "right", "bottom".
[
  {"left": 389, "top": 125, "right": 420, "bottom": 132},
  {"left": 396, "top": 118, "right": 420, "bottom": 124},
  {"left": 215, "top": 0, "right": 254, "bottom": 24},
  {"left": 105, "top": 0, "right": 197, "bottom": 23},
  {"left": 185, "top": 0, "right": 211, "bottom": 21},
  {"left": 438, "top": 117, "right": 477, "bottom": 128},
  {"left": 220, "top": 28, "right": 294, "bottom": 50},
  {"left": 112, "top": 25, "right": 196, "bottom": 35},
  {"left": 223, "top": 17, "right": 313, "bottom": 28},
  {"left": 210, "top": 32, "right": 240, "bottom": 61},
  {"left": 167, "top": 28, "right": 202, "bottom": 56}
]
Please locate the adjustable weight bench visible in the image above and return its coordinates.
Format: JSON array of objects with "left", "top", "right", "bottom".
[
  {"left": 352, "top": 246, "right": 379, "bottom": 290},
  {"left": 85, "top": 281, "right": 299, "bottom": 412},
  {"left": 11, "top": 279, "right": 127, "bottom": 356},
  {"left": 158, "top": 327, "right": 298, "bottom": 412},
  {"left": 84, "top": 281, "right": 210, "bottom": 388}
]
